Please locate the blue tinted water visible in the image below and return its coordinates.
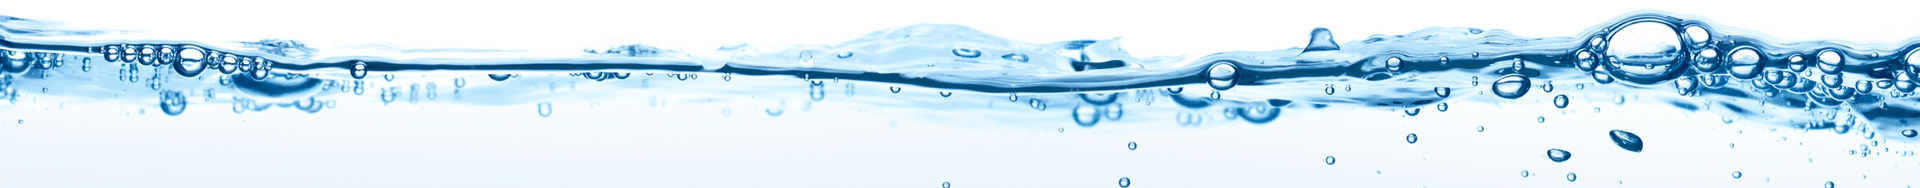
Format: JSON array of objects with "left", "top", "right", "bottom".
[{"left": 1, "top": 10, "right": 1918, "bottom": 187}]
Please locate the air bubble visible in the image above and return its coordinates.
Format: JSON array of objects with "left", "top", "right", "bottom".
[
  {"left": 350, "top": 61, "right": 368, "bottom": 79},
  {"left": 1127, "top": 142, "right": 1137, "bottom": 150},
  {"left": 1522, "top": 170, "right": 1531, "bottom": 178},
  {"left": 537, "top": 102, "right": 553, "bottom": 117},
  {"left": 939, "top": 91, "right": 953, "bottom": 97},
  {"left": 1610, "top": 129, "right": 1644, "bottom": 152},
  {"left": 1324, "top": 85, "right": 1335, "bottom": 95},
  {"left": 1901, "top": 129, "right": 1915, "bottom": 138},
  {"left": 1406, "top": 133, "right": 1418, "bottom": 144},
  {"left": 1001, "top": 53, "right": 1028, "bottom": 62},
  {"left": 159, "top": 91, "right": 187, "bottom": 116},
  {"left": 1207, "top": 62, "right": 1238, "bottom": 90},
  {"left": 889, "top": 86, "right": 902, "bottom": 93},
  {"left": 1029, "top": 99, "right": 1046, "bottom": 111},
  {"left": 1437, "top": 102, "right": 1448, "bottom": 112},
  {"left": 1547, "top": 148, "right": 1571, "bottom": 162},
  {"left": 837, "top": 51, "right": 853, "bottom": 58},
  {"left": 1435, "top": 87, "right": 1450, "bottom": 98},
  {"left": 952, "top": 47, "right": 981, "bottom": 58},
  {"left": 1476, "top": 125, "right": 1484, "bottom": 132},
  {"left": 1732, "top": 171, "right": 1742, "bottom": 179},
  {"left": 1491, "top": 74, "right": 1531, "bottom": 99},
  {"left": 173, "top": 47, "right": 207, "bottom": 77},
  {"left": 1118, "top": 177, "right": 1131, "bottom": 188},
  {"left": 1385, "top": 57, "right": 1403, "bottom": 71},
  {"left": 1592, "top": 71, "right": 1615, "bottom": 84},
  {"left": 1575, "top": 50, "right": 1598, "bottom": 71},
  {"left": 1787, "top": 55, "right": 1808, "bottom": 72},
  {"left": 1693, "top": 48, "right": 1720, "bottom": 72},
  {"left": 1817, "top": 50, "right": 1844, "bottom": 74},
  {"left": 1554, "top": 95, "right": 1569, "bottom": 108},
  {"left": 1325, "top": 156, "right": 1336, "bottom": 165},
  {"left": 1605, "top": 21, "right": 1685, "bottom": 84},
  {"left": 488, "top": 74, "right": 513, "bottom": 81},
  {"left": 1566, "top": 172, "right": 1577, "bottom": 182}
]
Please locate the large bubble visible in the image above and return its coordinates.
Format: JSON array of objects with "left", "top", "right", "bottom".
[{"left": 1605, "top": 21, "right": 1687, "bottom": 85}]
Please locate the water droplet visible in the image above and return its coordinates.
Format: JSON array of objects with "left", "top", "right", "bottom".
[
  {"left": 1491, "top": 74, "right": 1532, "bottom": 99},
  {"left": 1437, "top": 102, "right": 1449, "bottom": 112},
  {"left": 1547, "top": 149, "right": 1572, "bottom": 162},
  {"left": 1127, "top": 142, "right": 1137, "bottom": 150},
  {"left": 1726, "top": 47, "right": 1765, "bottom": 79},
  {"left": 159, "top": 91, "right": 187, "bottom": 116},
  {"left": 1605, "top": 21, "right": 1684, "bottom": 84},
  {"left": 1001, "top": 53, "right": 1028, "bottom": 62},
  {"left": 952, "top": 47, "right": 981, "bottom": 58},
  {"left": 1566, "top": 172, "right": 1578, "bottom": 182},
  {"left": 1325, "top": 156, "right": 1336, "bottom": 165},
  {"left": 1304, "top": 28, "right": 1340, "bottom": 51},
  {"left": 1117, "top": 177, "right": 1131, "bottom": 188},
  {"left": 1406, "top": 133, "right": 1418, "bottom": 144},
  {"left": 537, "top": 102, "right": 553, "bottom": 117},
  {"left": 1434, "top": 87, "right": 1451, "bottom": 98},
  {"left": 488, "top": 74, "right": 512, "bottom": 81},
  {"left": 1385, "top": 57, "right": 1403, "bottom": 71},
  {"left": 1732, "top": 171, "right": 1742, "bottom": 179},
  {"left": 1817, "top": 50, "right": 1844, "bottom": 74},
  {"left": 1207, "top": 62, "right": 1238, "bottom": 90},
  {"left": 1610, "top": 129, "right": 1645, "bottom": 152},
  {"left": 1553, "top": 94, "right": 1569, "bottom": 108},
  {"left": 350, "top": 61, "right": 368, "bottom": 79}
]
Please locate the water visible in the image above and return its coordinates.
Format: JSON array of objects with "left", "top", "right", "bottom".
[{"left": 2, "top": 10, "right": 1918, "bottom": 187}]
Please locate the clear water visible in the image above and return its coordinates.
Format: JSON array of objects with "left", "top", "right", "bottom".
[{"left": 2, "top": 10, "right": 1918, "bottom": 187}]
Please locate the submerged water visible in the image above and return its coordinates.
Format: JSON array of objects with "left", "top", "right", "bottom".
[{"left": 1, "top": 11, "right": 1918, "bottom": 187}]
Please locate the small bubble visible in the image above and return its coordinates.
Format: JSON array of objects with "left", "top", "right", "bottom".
[
  {"left": 1592, "top": 72, "right": 1615, "bottom": 84},
  {"left": 1732, "top": 171, "right": 1742, "bottom": 179},
  {"left": 952, "top": 47, "right": 981, "bottom": 58},
  {"left": 159, "top": 91, "right": 187, "bottom": 116},
  {"left": 1325, "top": 156, "right": 1336, "bottom": 165},
  {"left": 1825, "top": 181, "right": 1834, "bottom": 188},
  {"left": 1437, "top": 102, "right": 1448, "bottom": 112},
  {"left": 350, "top": 61, "right": 368, "bottom": 79},
  {"left": 1385, "top": 57, "right": 1403, "bottom": 71},
  {"left": 1553, "top": 94, "right": 1569, "bottom": 108},
  {"left": 537, "top": 102, "right": 553, "bottom": 117},
  {"left": 384, "top": 74, "right": 396, "bottom": 82},
  {"left": 837, "top": 51, "right": 854, "bottom": 59},
  {"left": 1566, "top": 172, "right": 1577, "bottom": 182},
  {"left": 488, "top": 74, "right": 512, "bottom": 81},
  {"left": 1547, "top": 149, "right": 1571, "bottom": 162},
  {"left": 1127, "top": 142, "right": 1137, "bottom": 150},
  {"left": 1434, "top": 87, "right": 1450, "bottom": 98},
  {"left": 1522, "top": 170, "right": 1531, "bottom": 178},
  {"left": 1491, "top": 74, "right": 1531, "bottom": 99},
  {"left": 1117, "top": 177, "right": 1131, "bottom": 188},
  {"left": 939, "top": 91, "right": 953, "bottom": 97},
  {"left": 1207, "top": 62, "right": 1238, "bottom": 90},
  {"left": 1029, "top": 99, "right": 1046, "bottom": 111},
  {"left": 1537, "top": 116, "right": 1546, "bottom": 123},
  {"left": 1541, "top": 80, "right": 1555, "bottom": 93},
  {"left": 1406, "top": 133, "right": 1418, "bottom": 144},
  {"left": 1477, "top": 125, "right": 1484, "bottom": 132},
  {"left": 942, "top": 181, "right": 950, "bottom": 188},
  {"left": 1404, "top": 108, "right": 1420, "bottom": 116},
  {"left": 1900, "top": 129, "right": 1915, "bottom": 138},
  {"left": 1001, "top": 53, "right": 1029, "bottom": 62},
  {"left": 889, "top": 86, "right": 902, "bottom": 93}
]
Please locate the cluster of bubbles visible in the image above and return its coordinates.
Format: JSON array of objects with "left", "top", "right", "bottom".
[{"left": 96, "top": 44, "right": 274, "bottom": 80}]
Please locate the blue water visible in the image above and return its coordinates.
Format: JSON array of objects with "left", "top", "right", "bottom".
[{"left": 1, "top": 11, "right": 1918, "bottom": 187}]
